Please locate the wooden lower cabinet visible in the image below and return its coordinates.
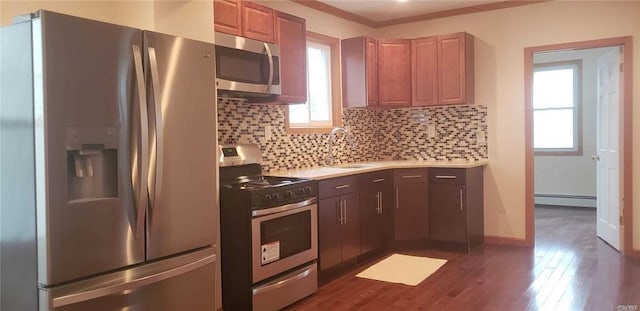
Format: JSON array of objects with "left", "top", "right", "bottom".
[
  {"left": 359, "top": 171, "right": 393, "bottom": 254},
  {"left": 393, "top": 169, "right": 429, "bottom": 241},
  {"left": 428, "top": 167, "right": 484, "bottom": 251},
  {"left": 317, "top": 167, "right": 484, "bottom": 275},
  {"left": 318, "top": 177, "right": 360, "bottom": 272}
]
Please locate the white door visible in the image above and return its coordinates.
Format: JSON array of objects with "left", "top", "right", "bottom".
[{"left": 595, "top": 47, "right": 622, "bottom": 250}]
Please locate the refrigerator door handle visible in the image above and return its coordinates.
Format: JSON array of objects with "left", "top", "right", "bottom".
[
  {"left": 147, "top": 47, "right": 164, "bottom": 227},
  {"left": 51, "top": 253, "right": 216, "bottom": 308},
  {"left": 131, "top": 45, "right": 149, "bottom": 238}
]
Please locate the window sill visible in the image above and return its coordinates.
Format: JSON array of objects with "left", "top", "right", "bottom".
[
  {"left": 534, "top": 149, "right": 583, "bottom": 156},
  {"left": 285, "top": 127, "right": 335, "bottom": 135}
]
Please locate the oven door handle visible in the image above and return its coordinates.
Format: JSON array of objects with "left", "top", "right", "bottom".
[{"left": 251, "top": 198, "right": 318, "bottom": 217}]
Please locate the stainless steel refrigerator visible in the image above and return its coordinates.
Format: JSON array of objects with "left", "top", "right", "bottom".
[{"left": 0, "top": 10, "right": 218, "bottom": 310}]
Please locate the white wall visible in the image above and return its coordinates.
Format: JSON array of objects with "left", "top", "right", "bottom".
[
  {"left": 373, "top": 1, "right": 640, "bottom": 249},
  {"left": 257, "top": 0, "right": 375, "bottom": 39},
  {"left": 153, "top": 1, "right": 214, "bottom": 43},
  {"left": 1, "top": 1, "right": 154, "bottom": 29},
  {"left": 1, "top": 1, "right": 214, "bottom": 43},
  {"left": 533, "top": 47, "right": 617, "bottom": 208}
]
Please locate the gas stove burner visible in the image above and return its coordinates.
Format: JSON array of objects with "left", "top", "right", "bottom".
[{"left": 230, "top": 176, "right": 301, "bottom": 190}]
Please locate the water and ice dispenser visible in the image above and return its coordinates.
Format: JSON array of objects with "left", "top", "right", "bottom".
[{"left": 66, "top": 127, "right": 119, "bottom": 202}]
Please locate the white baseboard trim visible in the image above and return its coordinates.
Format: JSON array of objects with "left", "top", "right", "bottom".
[{"left": 535, "top": 194, "right": 596, "bottom": 208}]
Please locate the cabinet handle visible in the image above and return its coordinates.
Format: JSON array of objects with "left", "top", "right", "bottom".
[
  {"left": 436, "top": 175, "right": 457, "bottom": 179},
  {"left": 372, "top": 178, "right": 385, "bottom": 183},
  {"left": 344, "top": 199, "right": 347, "bottom": 224},
  {"left": 459, "top": 188, "right": 463, "bottom": 211},
  {"left": 401, "top": 175, "right": 422, "bottom": 179},
  {"left": 337, "top": 200, "right": 343, "bottom": 224},
  {"left": 379, "top": 192, "right": 383, "bottom": 214},
  {"left": 335, "top": 184, "right": 350, "bottom": 190},
  {"left": 395, "top": 187, "right": 399, "bottom": 209}
]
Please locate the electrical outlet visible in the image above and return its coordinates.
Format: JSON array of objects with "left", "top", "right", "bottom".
[
  {"left": 239, "top": 134, "right": 252, "bottom": 144},
  {"left": 265, "top": 126, "right": 273, "bottom": 141},
  {"left": 477, "top": 131, "right": 486, "bottom": 144},
  {"left": 427, "top": 125, "right": 436, "bottom": 138}
]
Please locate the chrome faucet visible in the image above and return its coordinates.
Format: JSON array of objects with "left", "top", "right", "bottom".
[{"left": 326, "top": 127, "right": 356, "bottom": 166}]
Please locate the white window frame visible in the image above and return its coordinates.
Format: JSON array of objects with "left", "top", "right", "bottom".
[
  {"left": 533, "top": 60, "right": 582, "bottom": 156},
  {"left": 286, "top": 32, "right": 341, "bottom": 134}
]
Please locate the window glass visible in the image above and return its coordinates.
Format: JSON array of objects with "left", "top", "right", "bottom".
[
  {"left": 289, "top": 40, "right": 332, "bottom": 128},
  {"left": 533, "top": 62, "right": 580, "bottom": 153}
]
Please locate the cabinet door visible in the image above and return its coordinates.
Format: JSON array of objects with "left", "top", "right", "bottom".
[
  {"left": 394, "top": 183, "right": 429, "bottom": 240},
  {"left": 318, "top": 197, "right": 342, "bottom": 271},
  {"left": 378, "top": 39, "right": 411, "bottom": 107},
  {"left": 242, "top": 1, "right": 275, "bottom": 43},
  {"left": 411, "top": 37, "right": 437, "bottom": 106},
  {"left": 360, "top": 186, "right": 384, "bottom": 254},
  {"left": 213, "top": 0, "right": 242, "bottom": 36},
  {"left": 366, "top": 38, "right": 378, "bottom": 106},
  {"left": 340, "top": 192, "right": 361, "bottom": 262},
  {"left": 275, "top": 12, "right": 306, "bottom": 103},
  {"left": 437, "top": 33, "right": 473, "bottom": 105},
  {"left": 429, "top": 184, "right": 466, "bottom": 242}
]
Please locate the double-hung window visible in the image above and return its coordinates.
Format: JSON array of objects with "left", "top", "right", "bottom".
[
  {"left": 287, "top": 32, "right": 341, "bottom": 133},
  {"left": 533, "top": 61, "right": 582, "bottom": 155}
]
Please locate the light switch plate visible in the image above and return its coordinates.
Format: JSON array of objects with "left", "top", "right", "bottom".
[{"left": 427, "top": 125, "right": 436, "bottom": 138}]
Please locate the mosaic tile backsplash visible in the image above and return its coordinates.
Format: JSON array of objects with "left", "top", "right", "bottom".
[{"left": 217, "top": 98, "right": 487, "bottom": 172}]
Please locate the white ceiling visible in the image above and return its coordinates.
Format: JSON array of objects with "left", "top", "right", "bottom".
[{"left": 316, "top": 0, "right": 500, "bottom": 23}]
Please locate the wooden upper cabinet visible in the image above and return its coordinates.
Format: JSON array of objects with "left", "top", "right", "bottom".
[
  {"left": 213, "top": 0, "right": 242, "bottom": 36},
  {"left": 214, "top": 0, "right": 275, "bottom": 43},
  {"left": 437, "top": 32, "right": 474, "bottom": 105},
  {"left": 411, "top": 37, "right": 437, "bottom": 106},
  {"left": 275, "top": 12, "right": 306, "bottom": 103},
  {"left": 366, "top": 38, "right": 378, "bottom": 107},
  {"left": 378, "top": 39, "right": 411, "bottom": 107},
  {"left": 241, "top": 1, "right": 275, "bottom": 43},
  {"left": 341, "top": 37, "right": 378, "bottom": 108}
]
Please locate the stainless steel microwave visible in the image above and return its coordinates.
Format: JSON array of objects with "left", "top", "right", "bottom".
[{"left": 214, "top": 32, "right": 281, "bottom": 97}]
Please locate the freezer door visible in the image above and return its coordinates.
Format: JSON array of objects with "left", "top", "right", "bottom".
[
  {"left": 143, "top": 31, "right": 217, "bottom": 260},
  {"left": 37, "top": 11, "right": 145, "bottom": 285},
  {"left": 41, "top": 248, "right": 216, "bottom": 311}
]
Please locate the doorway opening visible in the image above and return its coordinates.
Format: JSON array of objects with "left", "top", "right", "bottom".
[{"left": 524, "top": 37, "right": 633, "bottom": 254}]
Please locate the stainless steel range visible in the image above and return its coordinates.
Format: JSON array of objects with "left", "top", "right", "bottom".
[{"left": 219, "top": 144, "right": 318, "bottom": 311}]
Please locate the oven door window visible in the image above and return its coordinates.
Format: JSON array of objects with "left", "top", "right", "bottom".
[{"left": 260, "top": 210, "right": 311, "bottom": 265}]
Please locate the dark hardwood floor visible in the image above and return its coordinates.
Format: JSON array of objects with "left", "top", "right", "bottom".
[{"left": 288, "top": 206, "right": 640, "bottom": 310}]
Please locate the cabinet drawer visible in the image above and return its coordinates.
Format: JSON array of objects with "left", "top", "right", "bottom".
[
  {"left": 318, "top": 175, "right": 359, "bottom": 199},
  {"left": 393, "top": 168, "right": 428, "bottom": 184},
  {"left": 429, "top": 168, "right": 465, "bottom": 184},
  {"left": 359, "top": 170, "right": 392, "bottom": 185}
]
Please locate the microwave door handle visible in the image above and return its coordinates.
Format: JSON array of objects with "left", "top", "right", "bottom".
[
  {"left": 131, "top": 45, "right": 149, "bottom": 238},
  {"left": 147, "top": 47, "right": 164, "bottom": 228},
  {"left": 264, "top": 43, "right": 274, "bottom": 89}
]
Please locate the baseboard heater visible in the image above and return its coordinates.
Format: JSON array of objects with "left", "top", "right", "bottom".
[{"left": 535, "top": 193, "right": 597, "bottom": 208}]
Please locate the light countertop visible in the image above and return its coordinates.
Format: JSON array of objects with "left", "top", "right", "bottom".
[{"left": 268, "top": 159, "right": 489, "bottom": 180}]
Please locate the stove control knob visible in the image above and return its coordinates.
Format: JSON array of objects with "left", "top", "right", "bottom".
[
  {"left": 304, "top": 187, "right": 312, "bottom": 195},
  {"left": 295, "top": 188, "right": 304, "bottom": 196},
  {"left": 272, "top": 193, "right": 281, "bottom": 201},
  {"left": 262, "top": 194, "right": 272, "bottom": 203},
  {"left": 285, "top": 191, "right": 293, "bottom": 199}
]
